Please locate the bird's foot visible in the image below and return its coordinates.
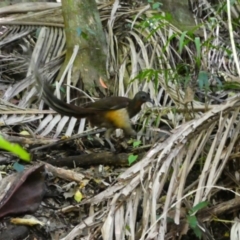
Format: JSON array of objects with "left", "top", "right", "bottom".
[{"left": 105, "top": 138, "right": 116, "bottom": 152}]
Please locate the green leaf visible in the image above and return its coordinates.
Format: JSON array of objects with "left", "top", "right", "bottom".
[
  {"left": 179, "top": 31, "right": 188, "bottom": 54},
  {"left": 133, "top": 140, "right": 141, "bottom": 148},
  {"left": 223, "top": 81, "right": 240, "bottom": 90},
  {"left": 125, "top": 225, "right": 131, "bottom": 233},
  {"left": 81, "top": 31, "right": 89, "bottom": 40},
  {"left": 187, "top": 215, "right": 198, "bottom": 228},
  {"left": 164, "top": 12, "right": 172, "bottom": 21},
  {"left": 186, "top": 201, "right": 209, "bottom": 239},
  {"left": 197, "top": 71, "right": 210, "bottom": 90},
  {"left": 0, "top": 136, "right": 31, "bottom": 162},
  {"left": 131, "top": 69, "right": 160, "bottom": 87},
  {"left": 189, "top": 201, "right": 209, "bottom": 215},
  {"left": 74, "top": 190, "right": 83, "bottom": 203},
  {"left": 152, "top": 2, "right": 161, "bottom": 10},
  {"left": 192, "top": 225, "right": 202, "bottom": 238},
  {"left": 13, "top": 162, "right": 25, "bottom": 172},
  {"left": 194, "top": 37, "right": 201, "bottom": 66},
  {"left": 128, "top": 154, "right": 138, "bottom": 165},
  {"left": 187, "top": 215, "right": 202, "bottom": 239}
]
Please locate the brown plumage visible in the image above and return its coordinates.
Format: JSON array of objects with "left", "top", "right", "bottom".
[{"left": 35, "top": 73, "right": 153, "bottom": 151}]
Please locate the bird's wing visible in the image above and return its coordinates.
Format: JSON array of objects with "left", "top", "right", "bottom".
[{"left": 84, "top": 96, "right": 130, "bottom": 110}]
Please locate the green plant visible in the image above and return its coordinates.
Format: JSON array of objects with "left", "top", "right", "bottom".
[
  {"left": 197, "top": 71, "right": 223, "bottom": 93},
  {"left": 0, "top": 136, "right": 31, "bottom": 162},
  {"left": 128, "top": 140, "right": 141, "bottom": 165},
  {"left": 131, "top": 69, "right": 160, "bottom": 91},
  {"left": 147, "top": 0, "right": 162, "bottom": 10},
  {"left": 187, "top": 201, "right": 209, "bottom": 238}
]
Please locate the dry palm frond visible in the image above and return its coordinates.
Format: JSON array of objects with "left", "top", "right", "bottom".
[
  {"left": 0, "top": 2, "right": 228, "bottom": 127},
  {"left": 60, "top": 94, "right": 240, "bottom": 240},
  {"left": 190, "top": 0, "right": 240, "bottom": 75},
  {"left": 1, "top": 2, "right": 195, "bottom": 137},
  {"left": 0, "top": 98, "right": 48, "bottom": 125},
  {"left": 1, "top": 1, "right": 240, "bottom": 239},
  {"left": 0, "top": 1, "right": 238, "bottom": 142}
]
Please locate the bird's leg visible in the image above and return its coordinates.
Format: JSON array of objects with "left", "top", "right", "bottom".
[
  {"left": 120, "top": 127, "right": 137, "bottom": 149},
  {"left": 104, "top": 128, "right": 116, "bottom": 152},
  {"left": 110, "top": 134, "right": 117, "bottom": 142}
]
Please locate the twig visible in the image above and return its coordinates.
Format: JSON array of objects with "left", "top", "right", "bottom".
[
  {"left": 1, "top": 134, "right": 56, "bottom": 145},
  {"left": 43, "top": 162, "right": 85, "bottom": 183},
  {"left": 30, "top": 128, "right": 105, "bottom": 152}
]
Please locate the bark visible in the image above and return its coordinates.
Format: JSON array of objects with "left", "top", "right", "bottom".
[
  {"left": 45, "top": 152, "right": 145, "bottom": 167},
  {"left": 60, "top": 0, "right": 108, "bottom": 96}
]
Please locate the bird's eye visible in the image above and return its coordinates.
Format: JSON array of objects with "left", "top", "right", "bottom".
[{"left": 141, "top": 95, "right": 146, "bottom": 100}]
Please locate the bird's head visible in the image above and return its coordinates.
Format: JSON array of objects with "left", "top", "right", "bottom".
[
  {"left": 133, "top": 91, "right": 153, "bottom": 104},
  {"left": 127, "top": 91, "right": 153, "bottom": 118}
]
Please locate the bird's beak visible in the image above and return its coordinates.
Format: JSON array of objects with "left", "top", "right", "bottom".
[{"left": 147, "top": 95, "right": 154, "bottom": 104}]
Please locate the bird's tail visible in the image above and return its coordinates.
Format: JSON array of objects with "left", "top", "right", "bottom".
[{"left": 34, "top": 69, "right": 95, "bottom": 118}]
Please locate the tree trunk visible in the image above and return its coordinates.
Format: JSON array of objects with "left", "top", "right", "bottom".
[{"left": 60, "top": 0, "right": 108, "bottom": 96}]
